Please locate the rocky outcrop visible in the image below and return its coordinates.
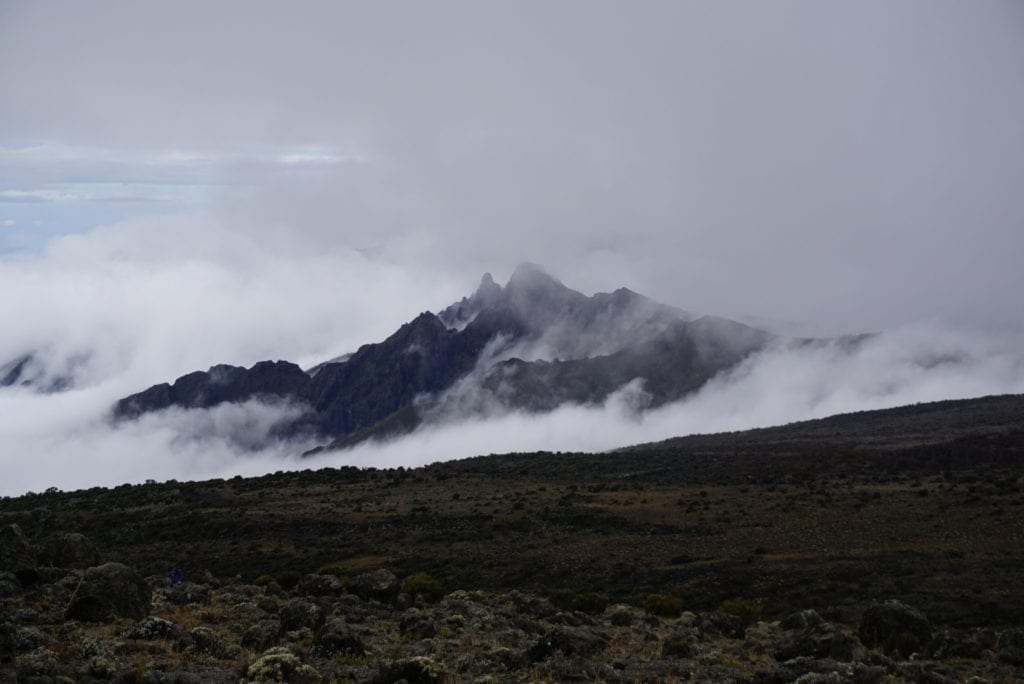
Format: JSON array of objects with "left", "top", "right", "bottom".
[
  {"left": 65, "top": 562, "right": 151, "bottom": 622},
  {"left": 114, "top": 360, "right": 310, "bottom": 419},
  {"left": 1, "top": 563, "right": 1021, "bottom": 682}
]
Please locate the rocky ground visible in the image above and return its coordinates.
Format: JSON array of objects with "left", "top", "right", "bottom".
[
  {"left": 1, "top": 394, "right": 1023, "bottom": 681},
  {"left": 2, "top": 534, "right": 1023, "bottom": 683}
]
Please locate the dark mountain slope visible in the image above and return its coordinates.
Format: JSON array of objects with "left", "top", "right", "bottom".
[
  {"left": 113, "top": 264, "right": 777, "bottom": 450},
  {"left": 114, "top": 360, "right": 310, "bottom": 420}
]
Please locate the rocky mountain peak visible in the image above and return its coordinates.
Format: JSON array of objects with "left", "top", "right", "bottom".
[{"left": 505, "top": 262, "right": 567, "bottom": 294}]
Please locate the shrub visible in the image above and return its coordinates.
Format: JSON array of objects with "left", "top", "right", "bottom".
[
  {"left": 255, "top": 570, "right": 301, "bottom": 590},
  {"left": 548, "top": 589, "right": 609, "bottom": 614},
  {"left": 719, "top": 598, "right": 762, "bottom": 626},
  {"left": 644, "top": 593, "right": 684, "bottom": 618},
  {"left": 317, "top": 565, "right": 350, "bottom": 584},
  {"left": 400, "top": 573, "right": 444, "bottom": 603}
]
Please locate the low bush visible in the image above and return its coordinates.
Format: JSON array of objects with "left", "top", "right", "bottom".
[
  {"left": 400, "top": 573, "right": 444, "bottom": 603},
  {"left": 548, "top": 589, "right": 609, "bottom": 614},
  {"left": 719, "top": 598, "right": 762, "bottom": 626},
  {"left": 644, "top": 593, "right": 684, "bottom": 618}
]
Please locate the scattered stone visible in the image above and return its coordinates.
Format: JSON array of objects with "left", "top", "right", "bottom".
[
  {"left": 858, "top": 600, "right": 932, "bottom": 656},
  {"left": 348, "top": 568, "right": 399, "bottom": 602},
  {"left": 65, "top": 562, "right": 151, "bottom": 622}
]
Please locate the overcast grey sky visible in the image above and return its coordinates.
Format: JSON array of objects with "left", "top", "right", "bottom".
[
  {"left": 2, "top": 1, "right": 1024, "bottom": 494},
  {"left": 2, "top": 1, "right": 1022, "bottom": 333}
]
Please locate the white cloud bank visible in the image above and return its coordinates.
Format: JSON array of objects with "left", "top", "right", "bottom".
[
  {"left": 2, "top": 297, "right": 1021, "bottom": 496},
  {"left": 1, "top": 2, "right": 1023, "bottom": 495}
]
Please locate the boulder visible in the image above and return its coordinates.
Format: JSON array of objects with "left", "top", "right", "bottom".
[
  {"left": 65, "top": 563, "right": 151, "bottom": 622},
  {"left": 348, "top": 568, "right": 399, "bottom": 602},
  {"left": 858, "top": 600, "right": 932, "bottom": 656},
  {"left": 0, "top": 524, "right": 37, "bottom": 584}
]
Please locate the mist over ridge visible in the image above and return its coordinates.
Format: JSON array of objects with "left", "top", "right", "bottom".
[
  {"left": 2, "top": 2, "right": 1023, "bottom": 495},
  {"left": 1, "top": 258, "right": 1023, "bottom": 496}
]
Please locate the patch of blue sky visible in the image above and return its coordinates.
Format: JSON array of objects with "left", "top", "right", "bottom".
[{"left": 0, "top": 183, "right": 212, "bottom": 254}]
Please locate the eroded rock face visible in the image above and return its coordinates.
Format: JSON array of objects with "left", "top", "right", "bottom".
[
  {"left": 858, "top": 600, "right": 932, "bottom": 656},
  {"left": 0, "top": 524, "right": 37, "bottom": 584},
  {"left": 65, "top": 563, "right": 151, "bottom": 622}
]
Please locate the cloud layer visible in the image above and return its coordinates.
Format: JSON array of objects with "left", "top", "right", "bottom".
[
  {"left": 1, "top": 3, "right": 1023, "bottom": 494},
  {"left": 2, "top": 316, "right": 1022, "bottom": 497}
]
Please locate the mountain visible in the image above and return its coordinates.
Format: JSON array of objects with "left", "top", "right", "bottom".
[
  {"left": 0, "top": 350, "right": 87, "bottom": 393},
  {"left": 112, "top": 263, "right": 776, "bottom": 451}
]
